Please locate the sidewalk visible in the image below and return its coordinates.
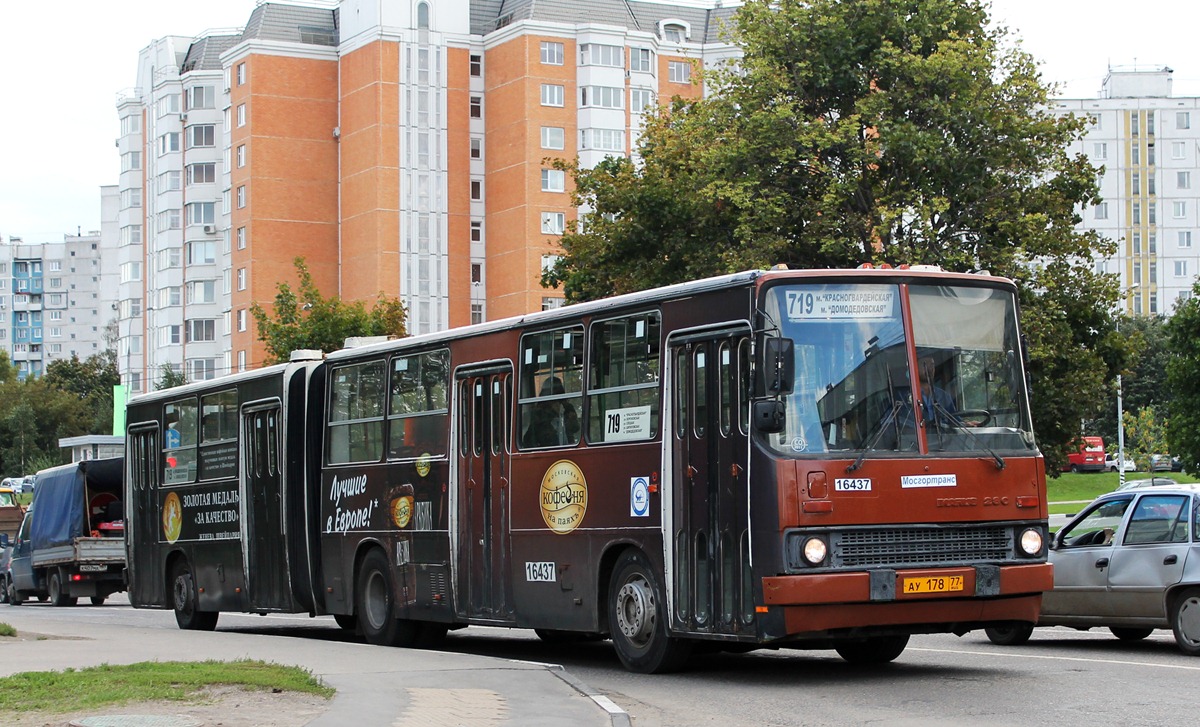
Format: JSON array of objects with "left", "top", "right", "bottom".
[{"left": 0, "top": 604, "right": 624, "bottom": 727}]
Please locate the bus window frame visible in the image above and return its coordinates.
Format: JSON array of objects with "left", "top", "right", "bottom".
[{"left": 584, "top": 309, "right": 662, "bottom": 446}]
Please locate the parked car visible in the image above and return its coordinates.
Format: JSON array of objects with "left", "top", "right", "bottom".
[
  {"left": 1104, "top": 453, "right": 1137, "bottom": 473},
  {"left": 985, "top": 483, "right": 1200, "bottom": 655},
  {"left": 1150, "top": 454, "right": 1176, "bottom": 472},
  {"left": 1116, "top": 477, "right": 1179, "bottom": 491}
]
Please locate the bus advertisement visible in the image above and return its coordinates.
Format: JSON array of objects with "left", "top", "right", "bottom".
[{"left": 124, "top": 267, "right": 1053, "bottom": 672}]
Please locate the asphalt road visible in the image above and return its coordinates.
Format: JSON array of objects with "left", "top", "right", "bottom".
[{"left": 5, "top": 597, "right": 1197, "bottom": 727}]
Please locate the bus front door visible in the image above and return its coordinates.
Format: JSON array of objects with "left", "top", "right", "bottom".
[
  {"left": 455, "top": 367, "right": 514, "bottom": 622},
  {"left": 127, "top": 425, "right": 163, "bottom": 608},
  {"left": 242, "top": 403, "right": 290, "bottom": 610},
  {"left": 670, "top": 332, "right": 754, "bottom": 636}
]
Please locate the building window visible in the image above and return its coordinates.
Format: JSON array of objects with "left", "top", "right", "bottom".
[
  {"left": 1093, "top": 142, "right": 1107, "bottom": 160},
  {"left": 121, "top": 114, "right": 141, "bottom": 136},
  {"left": 161, "top": 326, "right": 181, "bottom": 346},
  {"left": 1180, "top": 231, "right": 1193, "bottom": 249},
  {"left": 156, "top": 94, "right": 180, "bottom": 117},
  {"left": 237, "top": 308, "right": 247, "bottom": 332},
  {"left": 189, "top": 359, "right": 217, "bottom": 381},
  {"left": 1148, "top": 143, "right": 1156, "bottom": 166},
  {"left": 236, "top": 226, "right": 246, "bottom": 250},
  {"left": 237, "top": 144, "right": 246, "bottom": 168},
  {"left": 1131, "top": 172, "right": 1140, "bottom": 195},
  {"left": 237, "top": 268, "right": 246, "bottom": 291},
  {"left": 541, "top": 212, "right": 565, "bottom": 235},
  {"left": 631, "top": 88, "right": 656, "bottom": 114},
  {"left": 579, "top": 44, "right": 622, "bottom": 67},
  {"left": 416, "top": 1, "right": 430, "bottom": 29},
  {"left": 237, "top": 185, "right": 246, "bottom": 209},
  {"left": 542, "top": 169, "right": 565, "bottom": 193},
  {"left": 158, "top": 132, "right": 180, "bottom": 155},
  {"left": 469, "top": 96, "right": 482, "bottom": 118},
  {"left": 1132, "top": 232, "right": 1142, "bottom": 253},
  {"left": 470, "top": 179, "right": 482, "bottom": 200},
  {"left": 236, "top": 62, "right": 246, "bottom": 85},
  {"left": 1178, "top": 111, "right": 1191, "bottom": 130},
  {"left": 1149, "top": 202, "right": 1156, "bottom": 224},
  {"left": 121, "top": 188, "right": 142, "bottom": 209},
  {"left": 188, "top": 240, "right": 216, "bottom": 265},
  {"left": 1179, "top": 171, "right": 1191, "bottom": 190},
  {"left": 541, "top": 126, "right": 564, "bottom": 150},
  {"left": 159, "top": 171, "right": 181, "bottom": 191},
  {"left": 541, "top": 84, "right": 564, "bottom": 107},
  {"left": 471, "top": 303, "right": 483, "bottom": 325},
  {"left": 1149, "top": 232, "right": 1157, "bottom": 253},
  {"left": 1176, "top": 260, "right": 1189, "bottom": 277},
  {"left": 470, "top": 221, "right": 482, "bottom": 242},
  {"left": 187, "top": 280, "right": 217, "bottom": 304},
  {"left": 1173, "top": 141, "right": 1187, "bottom": 159},
  {"left": 470, "top": 137, "right": 482, "bottom": 159},
  {"left": 186, "top": 86, "right": 214, "bottom": 110},
  {"left": 1174, "top": 201, "right": 1187, "bottom": 219},
  {"left": 580, "top": 128, "right": 624, "bottom": 152},
  {"left": 581, "top": 86, "right": 623, "bottom": 109},
  {"left": 187, "top": 202, "right": 216, "bottom": 226},
  {"left": 187, "top": 162, "right": 215, "bottom": 185},
  {"left": 186, "top": 319, "right": 216, "bottom": 343},
  {"left": 541, "top": 297, "right": 564, "bottom": 311},
  {"left": 1131, "top": 113, "right": 1140, "bottom": 137},
  {"left": 630, "top": 48, "right": 653, "bottom": 73},
  {"left": 1132, "top": 202, "right": 1141, "bottom": 224},
  {"left": 661, "top": 22, "right": 687, "bottom": 42},
  {"left": 237, "top": 103, "right": 246, "bottom": 127},
  {"left": 122, "top": 151, "right": 141, "bottom": 171},
  {"left": 668, "top": 61, "right": 692, "bottom": 84},
  {"left": 540, "top": 41, "right": 564, "bottom": 65},
  {"left": 469, "top": 54, "right": 482, "bottom": 76},
  {"left": 187, "top": 125, "right": 215, "bottom": 149}
]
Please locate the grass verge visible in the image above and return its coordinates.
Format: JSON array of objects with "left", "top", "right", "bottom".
[
  {"left": 0, "top": 623, "right": 15, "bottom": 637},
  {"left": 0, "top": 660, "right": 333, "bottom": 714},
  {"left": 1047, "top": 471, "right": 1198, "bottom": 507}
]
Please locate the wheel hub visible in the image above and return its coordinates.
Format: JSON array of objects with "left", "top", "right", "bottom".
[
  {"left": 1179, "top": 596, "right": 1200, "bottom": 646},
  {"left": 615, "top": 576, "right": 656, "bottom": 646}
]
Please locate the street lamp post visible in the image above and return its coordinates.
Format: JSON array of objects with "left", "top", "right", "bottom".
[{"left": 1116, "top": 284, "right": 1139, "bottom": 489}]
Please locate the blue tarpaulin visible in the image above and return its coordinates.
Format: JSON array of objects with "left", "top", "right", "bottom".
[{"left": 29, "top": 458, "right": 123, "bottom": 552}]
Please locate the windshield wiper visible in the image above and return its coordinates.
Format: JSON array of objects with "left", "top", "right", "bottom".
[
  {"left": 927, "top": 400, "right": 1006, "bottom": 470},
  {"left": 846, "top": 399, "right": 903, "bottom": 473}
]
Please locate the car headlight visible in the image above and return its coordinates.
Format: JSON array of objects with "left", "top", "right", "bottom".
[
  {"left": 1018, "top": 527, "right": 1044, "bottom": 556},
  {"left": 802, "top": 536, "right": 828, "bottom": 565}
]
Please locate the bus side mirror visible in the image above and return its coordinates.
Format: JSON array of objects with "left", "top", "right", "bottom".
[
  {"left": 753, "top": 400, "right": 786, "bottom": 433},
  {"left": 762, "top": 337, "right": 795, "bottom": 395}
]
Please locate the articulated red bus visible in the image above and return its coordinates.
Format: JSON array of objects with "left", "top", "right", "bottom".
[{"left": 124, "top": 267, "right": 1052, "bottom": 672}]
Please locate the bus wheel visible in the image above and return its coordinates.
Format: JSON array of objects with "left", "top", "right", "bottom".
[
  {"left": 171, "top": 560, "right": 218, "bottom": 631},
  {"left": 608, "top": 549, "right": 692, "bottom": 673},
  {"left": 984, "top": 622, "right": 1034, "bottom": 646},
  {"left": 834, "top": 634, "right": 909, "bottom": 664},
  {"left": 1171, "top": 588, "right": 1200, "bottom": 656},
  {"left": 333, "top": 613, "right": 358, "bottom": 631},
  {"left": 90, "top": 596, "right": 107, "bottom": 606},
  {"left": 48, "top": 571, "right": 78, "bottom": 607},
  {"left": 356, "top": 549, "right": 419, "bottom": 647}
]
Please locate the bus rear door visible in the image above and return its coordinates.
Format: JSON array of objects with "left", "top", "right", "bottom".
[
  {"left": 242, "top": 402, "right": 290, "bottom": 610},
  {"left": 126, "top": 424, "right": 163, "bottom": 607}
]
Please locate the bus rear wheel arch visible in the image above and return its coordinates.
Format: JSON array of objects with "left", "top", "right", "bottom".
[
  {"left": 170, "top": 558, "right": 218, "bottom": 631},
  {"left": 607, "top": 548, "right": 692, "bottom": 673},
  {"left": 355, "top": 547, "right": 420, "bottom": 647}
]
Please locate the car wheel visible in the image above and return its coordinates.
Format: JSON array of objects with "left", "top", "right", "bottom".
[
  {"left": 48, "top": 571, "right": 77, "bottom": 607},
  {"left": 835, "top": 635, "right": 910, "bottom": 664},
  {"left": 1171, "top": 588, "right": 1200, "bottom": 656},
  {"left": 1109, "top": 626, "right": 1153, "bottom": 641},
  {"left": 985, "top": 623, "right": 1035, "bottom": 645},
  {"left": 356, "top": 548, "right": 419, "bottom": 647},
  {"left": 1070, "top": 465, "right": 1080, "bottom": 473},
  {"left": 608, "top": 548, "right": 692, "bottom": 673},
  {"left": 0, "top": 577, "right": 8, "bottom": 605},
  {"left": 171, "top": 559, "right": 218, "bottom": 631},
  {"left": 5, "top": 578, "right": 20, "bottom": 606}
]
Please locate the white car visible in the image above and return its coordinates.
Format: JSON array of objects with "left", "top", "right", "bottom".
[{"left": 1104, "top": 453, "right": 1136, "bottom": 473}]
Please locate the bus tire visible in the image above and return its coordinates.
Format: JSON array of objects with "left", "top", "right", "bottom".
[
  {"left": 171, "top": 560, "right": 218, "bottom": 631},
  {"left": 608, "top": 549, "right": 692, "bottom": 673},
  {"left": 49, "top": 571, "right": 77, "bottom": 607},
  {"left": 1109, "top": 626, "right": 1153, "bottom": 641},
  {"left": 834, "top": 634, "right": 909, "bottom": 664},
  {"left": 356, "top": 549, "right": 419, "bottom": 647},
  {"left": 984, "top": 622, "right": 1034, "bottom": 645}
]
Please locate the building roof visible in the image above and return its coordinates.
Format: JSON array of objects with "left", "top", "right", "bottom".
[
  {"left": 471, "top": 0, "right": 739, "bottom": 43},
  {"left": 241, "top": 2, "right": 339, "bottom": 46},
  {"left": 181, "top": 34, "right": 241, "bottom": 73}
]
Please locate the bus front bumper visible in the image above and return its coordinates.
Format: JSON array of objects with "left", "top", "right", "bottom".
[{"left": 761, "top": 562, "right": 1053, "bottom": 633}]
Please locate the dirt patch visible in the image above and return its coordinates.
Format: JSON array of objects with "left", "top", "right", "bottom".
[{"left": 8, "top": 685, "right": 331, "bottom": 727}]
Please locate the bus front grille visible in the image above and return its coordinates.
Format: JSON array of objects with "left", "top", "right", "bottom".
[{"left": 786, "top": 524, "right": 1018, "bottom": 571}]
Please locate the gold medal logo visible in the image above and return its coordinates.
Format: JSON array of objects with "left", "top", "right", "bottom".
[
  {"left": 539, "top": 460, "right": 587, "bottom": 535},
  {"left": 162, "top": 491, "right": 183, "bottom": 544},
  {"left": 391, "top": 495, "right": 414, "bottom": 528},
  {"left": 416, "top": 453, "right": 431, "bottom": 478}
]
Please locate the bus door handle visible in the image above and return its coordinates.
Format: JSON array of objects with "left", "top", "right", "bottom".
[
  {"left": 499, "top": 477, "right": 509, "bottom": 490},
  {"left": 686, "top": 465, "right": 698, "bottom": 480},
  {"left": 467, "top": 478, "right": 475, "bottom": 491},
  {"left": 1164, "top": 554, "right": 1178, "bottom": 565},
  {"left": 1095, "top": 558, "right": 1109, "bottom": 569}
]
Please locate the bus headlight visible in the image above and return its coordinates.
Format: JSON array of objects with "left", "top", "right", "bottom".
[
  {"left": 802, "top": 537, "right": 828, "bottom": 566},
  {"left": 1018, "top": 528, "right": 1044, "bottom": 556}
]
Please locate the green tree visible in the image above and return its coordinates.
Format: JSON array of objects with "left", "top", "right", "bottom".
[
  {"left": 545, "top": 0, "right": 1119, "bottom": 471},
  {"left": 1166, "top": 286, "right": 1200, "bottom": 473},
  {"left": 1122, "top": 405, "right": 1169, "bottom": 470},
  {"left": 251, "top": 257, "right": 409, "bottom": 364},
  {"left": 0, "top": 378, "right": 91, "bottom": 476},
  {"left": 45, "top": 351, "right": 120, "bottom": 433},
  {"left": 156, "top": 365, "right": 188, "bottom": 391}
]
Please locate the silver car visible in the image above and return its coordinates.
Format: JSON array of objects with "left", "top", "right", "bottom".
[{"left": 986, "top": 483, "right": 1200, "bottom": 655}]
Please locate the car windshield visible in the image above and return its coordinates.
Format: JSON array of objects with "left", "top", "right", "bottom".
[{"left": 760, "top": 281, "right": 1036, "bottom": 457}]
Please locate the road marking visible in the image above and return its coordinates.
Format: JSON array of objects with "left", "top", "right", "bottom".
[{"left": 909, "top": 646, "right": 1200, "bottom": 671}]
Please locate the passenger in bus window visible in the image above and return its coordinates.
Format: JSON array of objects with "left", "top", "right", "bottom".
[{"left": 523, "top": 376, "right": 579, "bottom": 448}]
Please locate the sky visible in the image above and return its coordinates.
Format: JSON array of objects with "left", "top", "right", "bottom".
[{"left": 1, "top": 0, "right": 1196, "bottom": 245}]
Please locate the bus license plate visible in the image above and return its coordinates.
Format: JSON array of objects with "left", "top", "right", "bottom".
[{"left": 903, "top": 575, "right": 963, "bottom": 594}]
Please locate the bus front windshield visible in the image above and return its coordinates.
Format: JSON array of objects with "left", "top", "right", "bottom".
[{"left": 761, "top": 282, "right": 1036, "bottom": 457}]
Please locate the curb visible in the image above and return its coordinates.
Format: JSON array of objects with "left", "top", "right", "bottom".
[{"left": 543, "top": 663, "right": 631, "bottom": 727}]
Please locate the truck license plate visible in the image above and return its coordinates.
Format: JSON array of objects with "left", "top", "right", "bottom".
[
  {"left": 903, "top": 575, "right": 963, "bottom": 594},
  {"left": 78, "top": 564, "right": 107, "bottom": 572}
]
